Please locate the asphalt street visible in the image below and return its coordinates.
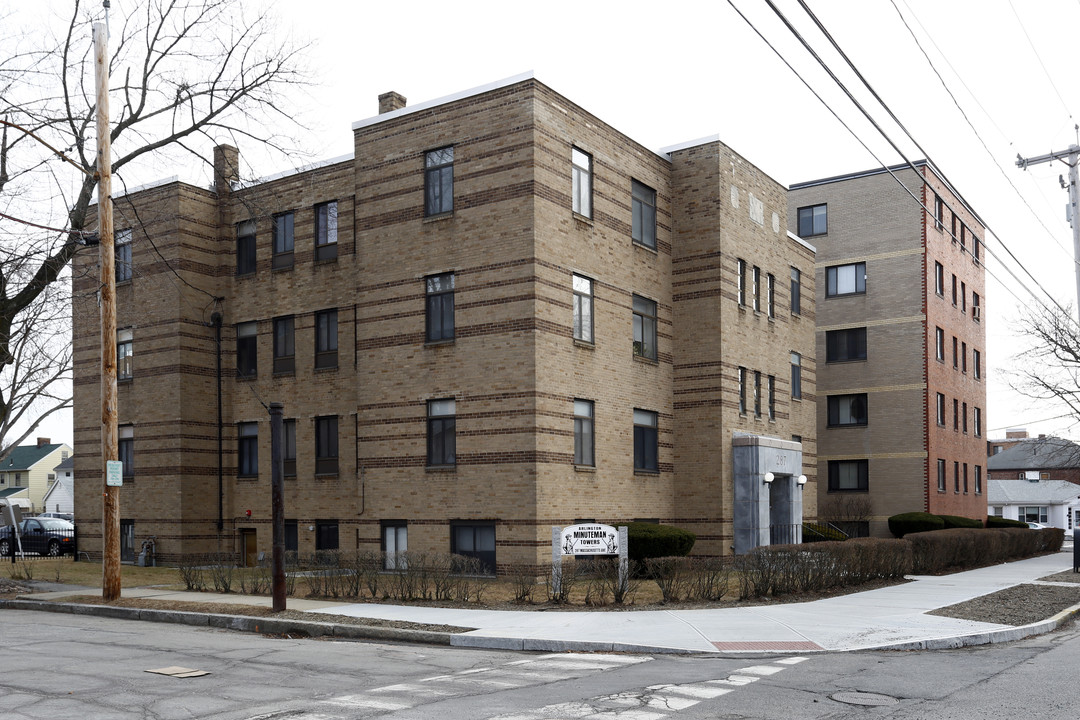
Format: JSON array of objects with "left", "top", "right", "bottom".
[{"left": 4, "top": 607, "right": 1080, "bottom": 719}]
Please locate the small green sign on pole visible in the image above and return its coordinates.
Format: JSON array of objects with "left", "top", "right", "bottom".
[{"left": 106, "top": 460, "right": 123, "bottom": 487}]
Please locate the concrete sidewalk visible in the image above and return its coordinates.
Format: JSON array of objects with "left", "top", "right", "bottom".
[{"left": 17, "top": 552, "right": 1080, "bottom": 654}]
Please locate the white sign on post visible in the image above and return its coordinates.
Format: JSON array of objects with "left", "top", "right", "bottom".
[
  {"left": 560, "top": 524, "right": 618, "bottom": 556},
  {"left": 106, "top": 460, "right": 124, "bottom": 487}
]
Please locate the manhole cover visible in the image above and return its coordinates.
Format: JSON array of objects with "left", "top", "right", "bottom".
[{"left": 830, "top": 691, "right": 899, "bottom": 706}]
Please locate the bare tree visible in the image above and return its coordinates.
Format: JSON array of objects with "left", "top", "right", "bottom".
[{"left": 0, "top": 0, "right": 306, "bottom": 459}]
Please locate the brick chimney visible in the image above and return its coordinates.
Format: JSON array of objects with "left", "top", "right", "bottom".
[
  {"left": 1005, "top": 428, "right": 1029, "bottom": 439},
  {"left": 36, "top": 437, "right": 50, "bottom": 448},
  {"left": 378, "top": 91, "right": 407, "bottom": 114},
  {"left": 213, "top": 144, "right": 240, "bottom": 196}
]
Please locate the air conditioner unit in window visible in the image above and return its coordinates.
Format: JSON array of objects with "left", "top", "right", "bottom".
[{"left": 973, "top": 306, "right": 981, "bottom": 321}]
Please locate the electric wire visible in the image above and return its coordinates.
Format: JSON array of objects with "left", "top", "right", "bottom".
[
  {"left": 889, "top": 0, "right": 1077, "bottom": 265},
  {"left": 1008, "top": 0, "right": 1074, "bottom": 122},
  {"left": 764, "top": 0, "right": 1074, "bottom": 323}
]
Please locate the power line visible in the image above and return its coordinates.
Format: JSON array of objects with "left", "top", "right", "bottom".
[
  {"left": 1008, "top": 0, "right": 1074, "bottom": 122},
  {"left": 888, "top": 0, "right": 1078, "bottom": 266},
  {"left": 767, "top": 0, "right": 1074, "bottom": 323}
]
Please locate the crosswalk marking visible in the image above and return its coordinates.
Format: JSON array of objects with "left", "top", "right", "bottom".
[
  {"left": 323, "top": 696, "right": 413, "bottom": 710},
  {"left": 713, "top": 675, "right": 760, "bottom": 686},
  {"left": 736, "top": 664, "right": 785, "bottom": 676},
  {"left": 646, "top": 683, "right": 733, "bottom": 699},
  {"left": 775, "top": 656, "right": 808, "bottom": 665}
]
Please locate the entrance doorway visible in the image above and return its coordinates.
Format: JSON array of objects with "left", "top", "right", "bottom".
[{"left": 240, "top": 529, "right": 257, "bottom": 567}]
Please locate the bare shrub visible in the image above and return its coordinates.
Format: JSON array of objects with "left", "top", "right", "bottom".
[
  {"left": 545, "top": 558, "right": 580, "bottom": 604},
  {"left": 645, "top": 557, "right": 694, "bottom": 603},
  {"left": 691, "top": 557, "right": 733, "bottom": 601},
  {"left": 177, "top": 560, "right": 206, "bottom": 591},
  {"left": 504, "top": 563, "right": 538, "bottom": 603},
  {"left": 208, "top": 553, "right": 235, "bottom": 593}
]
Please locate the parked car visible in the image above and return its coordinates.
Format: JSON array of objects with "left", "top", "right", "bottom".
[
  {"left": 36, "top": 512, "right": 74, "bottom": 522},
  {"left": 1027, "top": 522, "right": 1048, "bottom": 530},
  {"left": 0, "top": 517, "right": 75, "bottom": 556}
]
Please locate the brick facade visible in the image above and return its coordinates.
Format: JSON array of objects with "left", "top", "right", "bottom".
[
  {"left": 73, "top": 76, "right": 816, "bottom": 567},
  {"left": 790, "top": 163, "right": 987, "bottom": 536}
]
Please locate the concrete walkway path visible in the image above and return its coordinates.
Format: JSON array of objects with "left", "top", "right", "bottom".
[{"left": 22, "top": 552, "right": 1079, "bottom": 654}]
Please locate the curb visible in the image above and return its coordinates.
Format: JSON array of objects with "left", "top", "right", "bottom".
[{"left": 0, "top": 598, "right": 454, "bottom": 646}]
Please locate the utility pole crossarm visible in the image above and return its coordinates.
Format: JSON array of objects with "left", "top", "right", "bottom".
[{"left": 1017, "top": 146, "right": 1079, "bottom": 170}]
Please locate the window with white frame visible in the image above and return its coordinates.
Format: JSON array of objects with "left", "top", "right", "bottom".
[
  {"left": 117, "top": 329, "right": 133, "bottom": 381},
  {"left": 631, "top": 180, "right": 656, "bottom": 249},
  {"left": 825, "top": 262, "right": 865, "bottom": 297},
  {"left": 571, "top": 148, "right": 592, "bottom": 218},
  {"left": 116, "top": 228, "right": 132, "bottom": 282},
  {"left": 574, "top": 399, "right": 594, "bottom": 467},
  {"left": 315, "top": 201, "right": 338, "bottom": 261},
  {"left": 572, "top": 274, "right": 593, "bottom": 343}
]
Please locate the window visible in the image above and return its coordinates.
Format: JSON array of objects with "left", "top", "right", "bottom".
[
  {"left": 314, "top": 201, "right": 338, "bottom": 261},
  {"left": 828, "top": 394, "right": 868, "bottom": 426},
  {"left": 631, "top": 180, "right": 657, "bottom": 249},
  {"left": 633, "top": 409, "right": 659, "bottom": 472},
  {"left": 797, "top": 204, "right": 827, "bottom": 237},
  {"left": 738, "top": 366, "right": 747, "bottom": 414},
  {"left": 285, "top": 520, "right": 298, "bottom": 552},
  {"left": 767, "top": 273, "right": 775, "bottom": 318},
  {"left": 737, "top": 259, "right": 747, "bottom": 306},
  {"left": 951, "top": 274, "right": 957, "bottom": 305},
  {"left": 962, "top": 402, "right": 968, "bottom": 433},
  {"left": 992, "top": 506, "right": 1003, "bottom": 517},
  {"left": 451, "top": 523, "right": 495, "bottom": 574},
  {"left": 1019, "top": 507, "right": 1048, "bottom": 523},
  {"left": 937, "top": 459, "right": 946, "bottom": 492},
  {"left": 572, "top": 274, "right": 593, "bottom": 343},
  {"left": 426, "top": 273, "right": 455, "bottom": 343},
  {"left": 383, "top": 522, "right": 408, "bottom": 570},
  {"left": 117, "top": 329, "right": 133, "bottom": 381},
  {"left": 961, "top": 342, "right": 967, "bottom": 372},
  {"left": 238, "top": 422, "right": 258, "bottom": 477},
  {"left": 315, "top": 520, "right": 339, "bottom": 551},
  {"left": 116, "top": 228, "right": 132, "bottom": 282},
  {"left": 574, "top": 399, "right": 594, "bottom": 467},
  {"left": 571, "top": 148, "right": 592, "bottom": 218},
  {"left": 934, "top": 194, "right": 944, "bottom": 230},
  {"left": 974, "top": 235, "right": 981, "bottom": 263},
  {"left": 272, "top": 212, "right": 294, "bottom": 269},
  {"left": 960, "top": 224, "right": 967, "bottom": 252},
  {"left": 963, "top": 462, "right": 969, "bottom": 493},
  {"left": 973, "top": 349, "right": 982, "bottom": 379},
  {"left": 752, "top": 266, "right": 761, "bottom": 312},
  {"left": 427, "top": 399, "right": 456, "bottom": 466},
  {"left": 935, "top": 327, "right": 945, "bottom": 362},
  {"left": 119, "top": 426, "right": 133, "bottom": 480},
  {"left": 952, "top": 336, "right": 958, "bottom": 369},
  {"left": 768, "top": 375, "right": 776, "bottom": 421},
  {"left": 827, "top": 459, "right": 868, "bottom": 492},
  {"left": 790, "top": 267, "right": 801, "bottom": 314},
  {"left": 283, "top": 419, "right": 296, "bottom": 477},
  {"left": 951, "top": 212, "right": 957, "bottom": 242},
  {"left": 825, "top": 262, "right": 865, "bottom": 297},
  {"left": 975, "top": 465, "right": 983, "bottom": 494},
  {"left": 825, "top": 327, "right": 867, "bottom": 363},
  {"left": 632, "top": 294, "right": 657, "bottom": 361},
  {"left": 753, "top": 371, "right": 762, "bottom": 418},
  {"left": 953, "top": 398, "right": 959, "bottom": 431},
  {"left": 236, "top": 219, "right": 256, "bottom": 275},
  {"left": 236, "top": 322, "right": 257, "bottom": 377},
  {"left": 315, "top": 415, "right": 338, "bottom": 475},
  {"left": 315, "top": 309, "right": 338, "bottom": 369},
  {"left": 273, "top": 316, "right": 294, "bottom": 374},
  {"left": 790, "top": 353, "right": 802, "bottom": 399},
  {"left": 934, "top": 262, "right": 944, "bottom": 296},
  {"left": 974, "top": 407, "right": 982, "bottom": 437},
  {"left": 424, "top": 147, "right": 454, "bottom": 216},
  {"left": 961, "top": 282, "right": 966, "bottom": 312},
  {"left": 954, "top": 461, "right": 960, "bottom": 492},
  {"left": 972, "top": 292, "right": 981, "bottom": 321},
  {"left": 936, "top": 393, "right": 946, "bottom": 425}
]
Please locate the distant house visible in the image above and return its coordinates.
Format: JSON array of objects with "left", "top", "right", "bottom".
[
  {"left": 987, "top": 478, "right": 1080, "bottom": 531},
  {"left": 0, "top": 439, "right": 72, "bottom": 514},
  {"left": 986, "top": 433, "right": 1080, "bottom": 485},
  {"left": 42, "top": 455, "right": 74, "bottom": 515}
]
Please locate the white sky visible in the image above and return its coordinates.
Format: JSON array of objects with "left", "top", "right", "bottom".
[{"left": 25, "top": 0, "right": 1080, "bottom": 446}]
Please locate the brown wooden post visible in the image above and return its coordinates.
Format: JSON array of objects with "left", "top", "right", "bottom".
[
  {"left": 269, "top": 402, "right": 286, "bottom": 611},
  {"left": 95, "top": 22, "right": 121, "bottom": 601}
]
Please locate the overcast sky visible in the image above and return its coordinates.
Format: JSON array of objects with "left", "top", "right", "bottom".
[{"left": 25, "top": 0, "right": 1080, "bottom": 446}]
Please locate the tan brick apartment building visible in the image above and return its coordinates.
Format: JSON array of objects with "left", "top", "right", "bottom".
[
  {"left": 73, "top": 74, "right": 816, "bottom": 568},
  {"left": 789, "top": 163, "right": 987, "bottom": 536}
]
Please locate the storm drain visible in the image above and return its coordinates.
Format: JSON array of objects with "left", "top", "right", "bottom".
[{"left": 830, "top": 691, "right": 899, "bottom": 706}]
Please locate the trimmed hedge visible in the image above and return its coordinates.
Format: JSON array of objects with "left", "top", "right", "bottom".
[
  {"left": 626, "top": 523, "right": 696, "bottom": 563},
  {"left": 888, "top": 512, "right": 944, "bottom": 537},
  {"left": 907, "top": 527, "right": 1064, "bottom": 574},
  {"left": 986, "top": 516, "right": 1028, "bottom": 529},
  {"left": 938, "top": 514, "right": 983, "bottom": 529},
  {"left": 735, "top": 538, "right": 913, "bottom": 598}
]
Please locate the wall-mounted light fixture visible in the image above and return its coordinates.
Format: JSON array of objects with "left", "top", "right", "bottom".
[
  {"left": 797, "top": 475, "right": 807, "bottom": 485},
  {"left": 763, "top": 472, "right": 775, "bottom": 484}
]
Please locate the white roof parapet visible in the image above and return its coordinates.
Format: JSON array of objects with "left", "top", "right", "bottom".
[
  {"left": 352, "top": 72, "right": 536, "bottom": 131},
  {"left": 788, "top": 230, "right": 816, "bottom": 253},
  {"left": 658, "top": 135, "right": 722, "bottom": 159}
]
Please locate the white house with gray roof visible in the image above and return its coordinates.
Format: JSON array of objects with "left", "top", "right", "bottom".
[{"left": 987, "top": 478, "right": 1080, "bottom": 530}]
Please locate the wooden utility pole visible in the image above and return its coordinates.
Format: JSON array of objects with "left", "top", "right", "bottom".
[
  {"left": 95, "top": 22, "right": 121, "bottom": 601},
  {"left": 269, "top": 402, "right": 286, "bottom": 611}
]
